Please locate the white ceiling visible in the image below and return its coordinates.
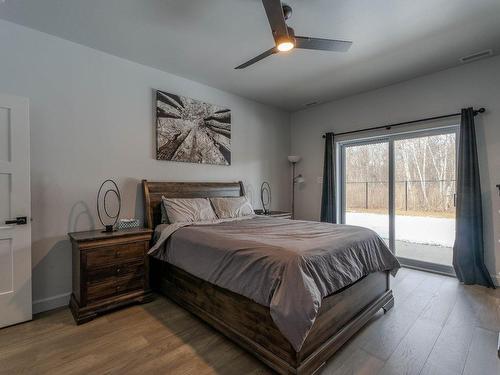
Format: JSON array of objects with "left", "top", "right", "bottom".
[{"left": 1, "top": 0, "right": 500, "bottom": 111}]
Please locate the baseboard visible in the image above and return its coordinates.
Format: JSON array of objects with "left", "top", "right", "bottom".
[
  {"left": 492, "top": 274, "right": 500, "bottom": 287},
  {"left": 32, "top": 292, "right": 71, "bottom": 314}
]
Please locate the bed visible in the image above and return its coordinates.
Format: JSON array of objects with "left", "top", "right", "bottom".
[{"left": 143, "top": 180, "right": 397, "bottom": 375}]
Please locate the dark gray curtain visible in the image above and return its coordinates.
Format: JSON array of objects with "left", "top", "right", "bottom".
[
  {"left": 453, "top": 108, "right": 495, "bottom": 288},
  {"left": 321, "top": 132, "right": 336, "bottom": 223}
]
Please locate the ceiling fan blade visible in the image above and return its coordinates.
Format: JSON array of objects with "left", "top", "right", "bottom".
[
  {"left": 262, "top": 0, "right": 288, "bottom": 42},
  {"left": 295, "top": 36, "right": 353, "bottom": 52},
  {"left": 235, "top": 47, "right": 277, "bottom": 69}
]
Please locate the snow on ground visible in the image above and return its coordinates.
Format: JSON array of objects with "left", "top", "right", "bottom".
[{"left": 346, "top": 212, "right": 455, "bottom": 247}]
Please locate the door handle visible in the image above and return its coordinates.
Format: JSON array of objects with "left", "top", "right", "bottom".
[{"left": 5, "top": 217, "right": 27, "bottom": 225}]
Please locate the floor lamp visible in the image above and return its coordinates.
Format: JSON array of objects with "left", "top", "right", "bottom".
[{"left": 288, "top": 155, "right": 304, "bottom": 219}]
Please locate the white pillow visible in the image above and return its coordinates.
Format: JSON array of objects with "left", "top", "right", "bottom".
[
  {"left": 210, "top": 197, "right": 254, "bottom": 219},
  {"left": 161, "top": 197, "right": 217, "bottom": 223}
]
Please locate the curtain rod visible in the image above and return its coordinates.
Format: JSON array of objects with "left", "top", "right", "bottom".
[{"left": 322, "top": 107, "right": 485, "bottom": 138}]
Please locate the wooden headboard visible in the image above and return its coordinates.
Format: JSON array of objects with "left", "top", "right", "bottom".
[{"left": 142, "top": 180, "right": 245, "bottom": 229}]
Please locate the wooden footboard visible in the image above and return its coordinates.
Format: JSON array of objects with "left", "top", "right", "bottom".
[
  {"left": 150, "top": 258, "right": 393, "bottom": 375},
  {"left": 142, "top": 180, "right": 394, "bottom": 374}
]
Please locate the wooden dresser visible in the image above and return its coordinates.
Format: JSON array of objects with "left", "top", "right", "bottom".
[{"left": 68, "top": 227, "right": 154, "bottom": 324}]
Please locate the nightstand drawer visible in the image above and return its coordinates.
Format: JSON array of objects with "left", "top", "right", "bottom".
[
  {"left": 254, "top": 210, "right": 292, "bottom": 219},
  {"left": 87, "top": 262, "right": 144, "bottom": 283},
  {"left": 272, "top": 213, "right": 292, "bottom": 219},
  {"left": 87, "top": 275, "right": 144, "bottom": 302},
  {"left": 86, "top": 242, "right": 144, "bottom": 268}
]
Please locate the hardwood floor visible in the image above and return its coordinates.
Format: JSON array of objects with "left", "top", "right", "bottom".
[{"left": 0, "top": 268, "right": 498, "bottom": 375}]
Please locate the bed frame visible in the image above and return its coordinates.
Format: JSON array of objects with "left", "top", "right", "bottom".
[{"left": 143, "top": 180, "right": 394, "bottom": 375}]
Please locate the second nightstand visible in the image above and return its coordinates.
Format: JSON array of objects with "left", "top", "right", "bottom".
[
  {"left": 254, "top": 209, "right": 292, "bottom": 219},
  {"left": 68, "top": 227, "right": 154, "bottom": 324}
]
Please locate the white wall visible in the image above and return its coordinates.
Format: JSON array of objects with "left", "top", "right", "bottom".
[
  {"left": 0, "top": 20, "right": 291, "bottom": 312},
  {"left": 291, "top": 55, "right": 500, "bottom": 283}
]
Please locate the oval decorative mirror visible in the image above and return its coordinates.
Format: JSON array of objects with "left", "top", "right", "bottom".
[
  {"left": 260, "top": 182, "right": 271, "bottom": 215},
  {"left": 97, "top": 179, "right": 121, "bottom": 232}
]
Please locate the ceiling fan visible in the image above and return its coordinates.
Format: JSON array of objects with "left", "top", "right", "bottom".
[{"left": 235, "top": 0, "right": 353, "bottom": 69}]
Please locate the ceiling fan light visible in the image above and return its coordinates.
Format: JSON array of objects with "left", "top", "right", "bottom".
[
  {"left": 277, "top": 41, "right": 294, "bottom": 52},
  {"left": 276, "top": 33, "right": 295, "bottom": 52}
]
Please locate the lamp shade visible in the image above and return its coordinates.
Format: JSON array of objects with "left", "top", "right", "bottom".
[{"left": 288, "top": 155, "right": 301, "bottom": 163}]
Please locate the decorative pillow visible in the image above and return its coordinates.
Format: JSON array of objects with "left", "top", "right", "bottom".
[
  {"left": 160, "top": 201, "right": 169, "bottom": 223},
  {"left": 210, "top": 196, "right": 255, "bottom": 219},
  {"left": 161, "top": 197, "right": 217, "bottom": 223}
]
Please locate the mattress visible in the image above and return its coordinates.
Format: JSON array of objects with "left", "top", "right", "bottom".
[{"left": 149, "top": 216, "right": 400, "bottom": 351}]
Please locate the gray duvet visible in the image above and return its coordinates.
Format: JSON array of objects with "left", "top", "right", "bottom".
[{"left": 150, "top": 216, "right": 400, "bottom": 351}]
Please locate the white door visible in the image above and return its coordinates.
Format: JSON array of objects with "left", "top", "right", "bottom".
[{"left": 0, "top": 93, "right": 31, "bottom": 328}]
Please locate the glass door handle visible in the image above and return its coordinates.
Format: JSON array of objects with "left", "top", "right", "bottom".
[{"left": 5, "top": 216, "right": 27, "bottom": 225}]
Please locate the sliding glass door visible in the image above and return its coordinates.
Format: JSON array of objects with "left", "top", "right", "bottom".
[
  {"left": 342, "top": 140, "right": 390, "bottom": 247},
  {"left": 393, "top": 130, "right": 457, "bottom": 272},
  {"left": 340, "top": 126, "right": 458, "bottom": 274}
]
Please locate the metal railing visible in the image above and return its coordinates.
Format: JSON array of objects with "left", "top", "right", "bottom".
[{"left": 345, "top": 179, "right": 456, "bottom": 212}]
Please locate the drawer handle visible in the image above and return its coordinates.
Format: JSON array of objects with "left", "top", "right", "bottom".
[
  {"left": 115, "top": 251, "right": 121, "bottom": 258},
  {"left": 116, "top": 286, "right": 122, "bottom": 293},
  {"left": 116, "top": 268, "right": 121, "bottom": 274}
]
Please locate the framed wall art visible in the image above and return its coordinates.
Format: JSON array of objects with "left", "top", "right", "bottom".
[{"left": 156, "top": 90, "right": 231, "bottom": 165}]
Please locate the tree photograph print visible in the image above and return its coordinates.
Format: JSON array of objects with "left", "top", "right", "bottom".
[{"left": 156, "top": 90, "right": 231, "bottom": 165}]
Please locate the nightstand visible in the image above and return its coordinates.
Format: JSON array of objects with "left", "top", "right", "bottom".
[
  {"left": 68, "top": 227, "right": 154, "bottom": 324},
  {"left": 254, "top": 209, "right": 292, "bottom": 219}
]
